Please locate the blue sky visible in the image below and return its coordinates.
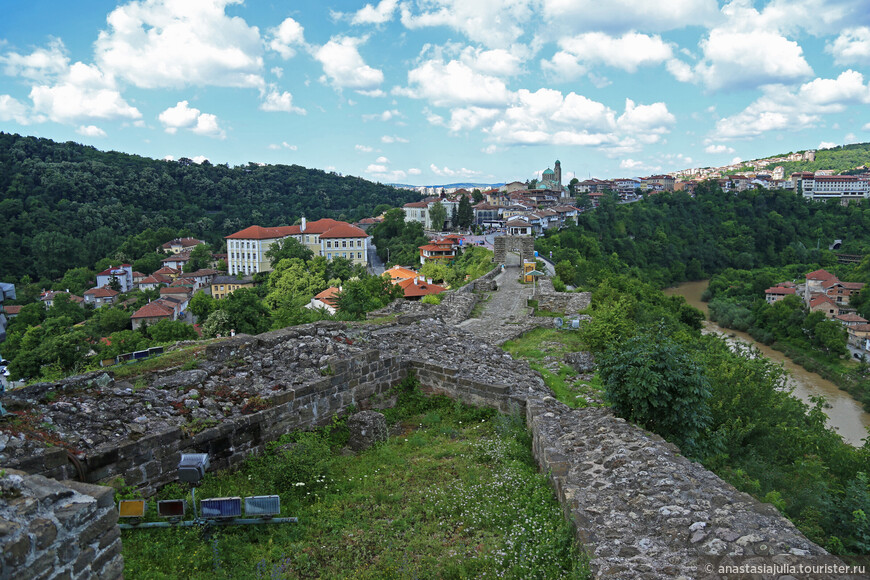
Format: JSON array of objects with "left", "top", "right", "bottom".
[{"left": 2, "top": 1, "right": 870, "bottom": 186}]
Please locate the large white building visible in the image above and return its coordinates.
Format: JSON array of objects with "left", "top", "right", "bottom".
[
  {"left": 402, "top": 199, "right": 459, "bottom": 230},
  {"left": 790, "top": 172, "right": 870, "bottom": 202},
  {"left": 225, "top": 218, "right": 369, "bottom": 276}
]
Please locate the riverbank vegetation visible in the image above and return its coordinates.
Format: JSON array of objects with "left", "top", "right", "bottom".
[
  {"left": 537, "top": 184, "right": 870, "bottom": 553},
  {"left": 705, "top": 266, "right": 870, "bottom": 410},
  {"left": 120, "top": 375, "right": 589, "bottom": 579}
]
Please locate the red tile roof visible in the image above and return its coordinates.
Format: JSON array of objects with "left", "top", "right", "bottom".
[
  {"left": 806, "top": 269, "right": 836, "bottom": 281},
  {"left": 225, "top": 225, "right": 298, "bottom": 240},
  {"left": 398, "top": 278, "right": 446, "bottom": 298},
  {"left": 160, "top": 286, "right": 190, "bottom": 296},
  {"left": 97, "top": 265, "right": 131, "bottom": 276},
  {"left": 138, "top": 275, "right": 166, "bottom": 285},
  {"left": 153, "top": 266, "right": 179, "bottom": 276},
  {"left": 314, "top": 287, "right": 341, "bottom": 307},
  {"left": 84, "top": 287, "right": 119, "bottom": 298},
  {"left": 161, "top": 237, "right": 203, "bottom": 249},
  {"left": 131, "top": 301, "right": 174, "bottom": 319},
  {"left": 319, "top": 222, "right": 368, "bottom": 239},
  {"left": 765, "top": 287, "right": 795, "bottom": 295},
  {"left": 836, "top": 313, "right": 868, "bottom": 323},
  {"left": 403, "top": 201, "right": 429, "bottom": 208},
  {"left": 851, "top": 323, "right": 870, "bottom": 332},
  {"left": 3, "top": 305, "right": 21, "bottom": 315},
  {"left": 809, "top": 295, "right": 837, "bottom": 308},
  {"left": 419, "top": 244, "right": 454, "bottom": 252}
]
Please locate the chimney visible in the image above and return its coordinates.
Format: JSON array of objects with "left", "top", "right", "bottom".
[
  {"left": 427, "top": 278, "right": 432, "bottom": 284},
  {"left": 301, "top": 217, "right": 307, "bottom": 232}
]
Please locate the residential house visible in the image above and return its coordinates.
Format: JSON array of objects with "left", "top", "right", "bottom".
[
  {"left": 159, "top": 287, "right": 191, "bottom": 312},
  {"left": 153, "top": 266, "right": 181, "bottom": 282},
  {"left": 210, "top": 275, "right": 255, "bottom": 300},
  {"left": 2, "top": 305, "right": 21, "bottom": 319},
  {"left": 132, "top": 272, "right": 147, "bottom": 285},
  {"left": 398, "top": 277, "right": 446, "bottom": 300},
  {"left": 506, "top": 218, "right": 533, "bottom": 236},
  {"left": 307, "top": 287, "right": 340, "bottom": 314},
  {"left": 501, "top": 181, "right": 527, "bottom": 193},
  {"left": 419, "top": 239, "right": 456, "bottom": 265},
  {"left": 137, "top": 275, "right": 168, "bottom": 291},
  {"left": 809, "top": 295, "right": 840, "bottom": 318},
  {"left": 185, "top": 269, "right": 218, "bottom": 290},
  {"left": 83, "top": 287, "right": 119, "bottom": 308},
  {"left": 319, "top": 222, "right": 369, "bottom": 264},
  {"left": 641, "top": 175, "right": 675, "bottom": 192},
  {"left": 847, "top": 323, "right": 870, "bottom": 351},
  {"left": 161, "top": 252, "right": 191, "bottom": 271},
  {"left": 130, "top": 300, "right": 175, "bottom": 330},
  {"left": 383, "top": 266, "right": 418, "bottom": 284},
  {"left": 40, "top": 291, "right": 84, "bottom": 309},
  {"left": 764, "top": 286, "right": 796, "bottom": 304},
  {"left": 159, "top": 237, "right": 204, "bottom": 254},
  {"left": 355, "top": 217, "right": 383, "bottom": 231},
  {"left": 96, "top": 264, "right": 134, "bottom": 292},
  {"left": 824, "top": 280, "right": 865, "bottom": 305},
  {"left": 402, "top": 198, "right": 458, "bottom": 230},
  {"left": 835, "top": 313, "right": 868, "bottom": 327}
]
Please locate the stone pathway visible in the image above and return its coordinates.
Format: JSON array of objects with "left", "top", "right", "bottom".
[{"left": 458, "top": 265, "right": 548, "bottom": 345}]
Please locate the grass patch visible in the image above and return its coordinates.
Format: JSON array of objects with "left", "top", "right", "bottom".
[
  {"left": 121, "top": 377, "right": 590, "bottom": 579},
  {"left": 469, "top": 293, "right": 492, "bottom": 319},
  {"left": 502, "top": 327, "right": 586, "bottom": 360},
  {"left": 112, "top": 345, "right": 209, "bottom": 380},
  {"left": 528, "top": 363, "right": 604, "bottom": 409}
]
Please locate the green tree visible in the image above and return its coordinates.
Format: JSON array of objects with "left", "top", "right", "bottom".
[
  {"left": 46, "top": 293, "right": 86, "bottom": 324},
  {"left": 219, "top": 288, "right": 271, "bottom": 335},
  {"left": 133, "top": 253, "right": 165, "bottom": 276},
  {"left": 147, "top": 319, "right": 198, "bottom": 342},
  {"left": 188, "top": 291, "right": 216, "bottom": 322},
  {"left": 472, "top": 189, "right": 484, "bottom": 204},
  {"left": 598, "top": 332, "right": 712, "bottom": 453},
  {"left": 55, "top": 267, "right": 95, "bottom": 295},
  {"left": 457, "top": 195, "right": 474, "bottom": 230},
  {"left": 813, "top": 318, "right": 848, "bottom": 356},
  {"left": 183, "top": 244, "right": 213, "bottom": 272},
  {"left": 428, "top": 202, "right": 447, "bottom": 231},
  {"left": 201, "top": 309, "right": 233, "bottom": 338},
  {"left": 264, "top": 238, "right": 314, "bottom": 267}
]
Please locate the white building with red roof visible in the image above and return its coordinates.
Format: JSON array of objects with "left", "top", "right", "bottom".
[
  {"left": 159, "top": 237, "right": 205, "bottom": 254},
  {"left": 307, "top": 287, "right": 341, "bottom": 314},
  {"left": 96, "top": 264, "right": 133, "bottom": 292},
  {"left": 764, "top": 286, "right": 796, "bottom": 304},
  {"left": 398, "top": 277, "right": 446, "bottom": 300},
  {"left": 84, "top": 287, "right": 119, "bottom": 308},
  {"left": 225, "top": 218, "right": 369, "bottom": 276}
]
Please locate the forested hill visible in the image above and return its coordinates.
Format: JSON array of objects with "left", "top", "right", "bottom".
[{"left": 0, "top": 133, "right": 421, "bottom": 280}]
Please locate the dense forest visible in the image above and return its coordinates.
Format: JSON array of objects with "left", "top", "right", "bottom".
[
  {"left": 538, "top": 183, "right": 870, "bottom": 289},
  {"left": 773, "top": 142, "right": 870, "bottom": 176},
  {"left": 0, "top": 133, "right": 421, "bottom": 280},
  {"left": 538, "top": 185, "right": 870, "bottom": 553}
]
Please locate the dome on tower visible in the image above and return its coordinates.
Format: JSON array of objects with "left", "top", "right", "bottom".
[{"left": 542, "top": 168, "right": 555, "bottom": 175}]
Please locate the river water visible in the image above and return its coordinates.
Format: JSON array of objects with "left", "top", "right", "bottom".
[{"left": 664, "top": 280, "right": 870, "bottom": 446}]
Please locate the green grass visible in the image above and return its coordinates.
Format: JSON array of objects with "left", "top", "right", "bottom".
[
  {"left": 501, "top": 328, "right": 586, "bottom": 360},
  {"left": 528, "top": 363, "right": 604, "bottom": 409},
  {"left": 121, "top": 378, "right": 590, "bottom": 579}
]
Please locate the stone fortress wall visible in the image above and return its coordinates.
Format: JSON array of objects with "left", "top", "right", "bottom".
[{"left": 1, "top": 282, "right": 844, "bottom": 578}]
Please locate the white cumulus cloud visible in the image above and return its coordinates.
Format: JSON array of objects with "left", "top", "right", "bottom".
[
  {"left": 77, "top": 124, "right": 107, "bottom": 137},
  {"left": 395, "top": 58, "right": 511, "bottom": 108},
  {"left": 260, "top": 88, "right": 306, "bottom": 114},
  {"left": 158, "top": 100, "right": 225, "bottom": 138},
  {"left": 827, "top": 27, "right": 870, "bottom": 64},
  {"left": 543, "top": 32, "right": 674, "bottom": 76},
  {"left": 355, "top": 144, "right": 374, "bottom": 152},
  {"left": 95, "top": 0, "right": 264, "bottom": 89},
  {"left": 705, "top": 144, "right": 735, "bottom": 154},
  {"left": 0, "top": 95, "right": 31, "bottom": 124},
  {"left": 351, "top": 0, "right": 399, "bottom": 25},
  {"left": 315, "top": 36, "right": 384, "bottom": 92},
  {"left": 268, "top": 17, "right": 307, "bottom": 59}
]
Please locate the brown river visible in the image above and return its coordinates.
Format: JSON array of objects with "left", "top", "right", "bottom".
[{"left": 664, "top": 280, "right": 870, "bottom": 446}]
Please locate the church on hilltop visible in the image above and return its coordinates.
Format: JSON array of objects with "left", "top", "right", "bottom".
[{"left": 536, "top": 160, "right": 566, "bottom": 196}]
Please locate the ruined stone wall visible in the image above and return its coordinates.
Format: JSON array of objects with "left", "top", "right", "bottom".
[
  {"left": 1, "top": 470, "right": 123, "bottom": 580},
  {"left": 1, "top": 318, "right": 838, "bottom": 577},
  {"left": 535, "top": 279, "right": 591, "bottom": 314}
]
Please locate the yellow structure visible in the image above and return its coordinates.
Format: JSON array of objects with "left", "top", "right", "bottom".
[{"left": 210, "top": 275, "right": 255, "bottom": 300}]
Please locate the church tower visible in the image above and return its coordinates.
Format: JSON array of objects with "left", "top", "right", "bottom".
[{"left": 554, "top": 159, "right": 562, "bottom": 187}]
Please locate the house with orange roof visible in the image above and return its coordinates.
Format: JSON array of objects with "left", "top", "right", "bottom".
[
  {"left": 824, "top": 279, "right": 865, "bottom": 305},
  {"left": 835, "top": 313, "right": 868, "bottom": 327},
  {"left": 419, "top": 239, "right": 456, "bottom": 265},
  {"left": 383, "top": 266, "right": 418, "bottom": 284},
  {"left": 307, "top": 287, "right": 341, "bottom": 314},
  {"left": 161, "top": 252, "right": 192, "bottom": 271},
  {"left": 398, "top": 277, "right": 446, "bottom": 300},
  {"left": 84, "top": 286, "right": 120, "bottom": 308},
  {"left": 2, "top": 305, "right": 21, "bottom": 319}
]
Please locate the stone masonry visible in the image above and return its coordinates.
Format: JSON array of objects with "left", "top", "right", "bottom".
[
  {"left": 0, "top": 469, "right": 122, "bottom": 580},
  {"left": 0, "top": 272, "right": 845, "bottom": 578}
]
